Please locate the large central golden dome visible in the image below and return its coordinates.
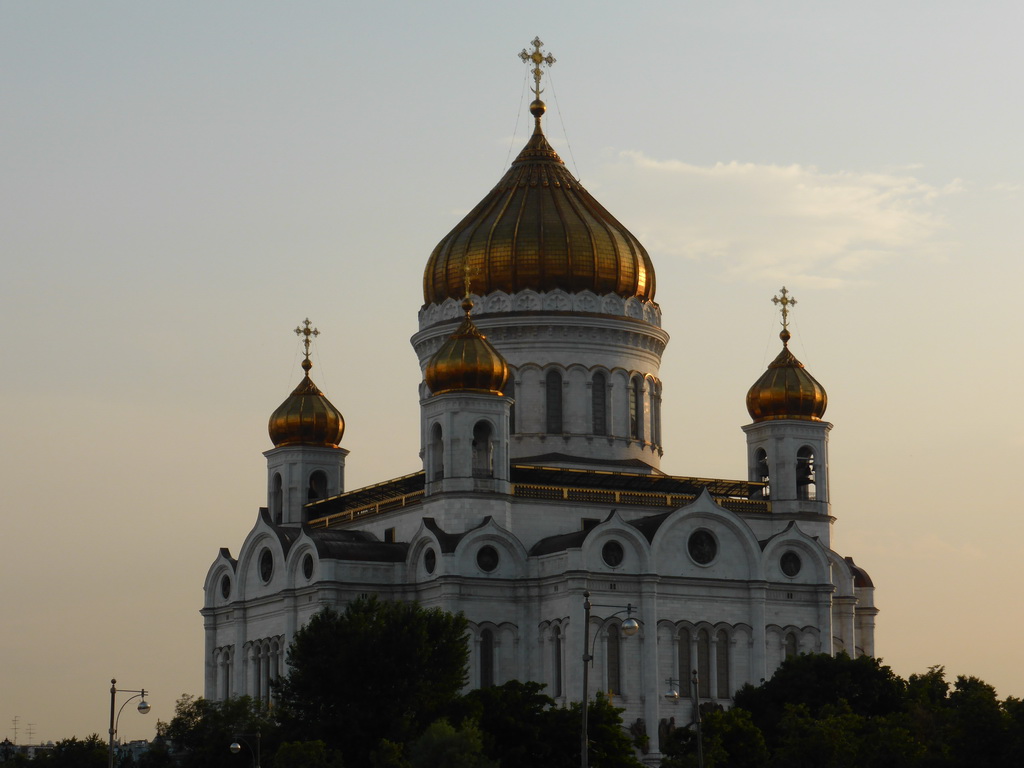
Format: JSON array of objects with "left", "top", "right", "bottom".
[{"left": 423, "top": 101, "right": 656, "bottom": 305}]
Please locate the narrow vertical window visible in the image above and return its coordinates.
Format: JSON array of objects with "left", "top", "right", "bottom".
[
  {"left": 755, "top": 448, "right": 770, "bottom": 499},
  {"left": 629, "top": 376, "right": 644, "bottom": 440},
  {"left": 785, "top": 632, "right": 799, "bottom": 659},
  {"left": 697, "top": 629, "right": 711, "bottom": 698},
  {"left": 546, "top": 370, "right": 563, "bottom": 434},
  {"left": 271, "top": 473, "right": 283, "bottom": 524},
  {"left": 592, "top": 371, "right": 607, "bottom": 436},
  {"left": 796, "top": 446, "right": 816, "bottom": 500},
  {"left": 650, "top": 380, "right": 661, "bottom": 446},
  {"left": 552, "top": 626, "right": 563, "bottom": 697},
  {"left": 606, "top": 624, "right": 621, "bottom": 696},
  {"left": 480, "top": 629, "right": 495, "bottom": 688},
  {"left": 430, "top": 424, "right": 444, "bottom": 481},
  {"left": 472, "top": 421, "right": 494, "bottom": 478},
  {"left": 715, "top": 630, "right": 730, "bottom": 699},
  {"left": 678, "top": 628, "right": 691, "bottom": 689},
  {"left": 308, "top": 470, "right": 327, "bottom": 501},
  {"left": 504, "top": 375, "right": 516, "bottom": 434}
]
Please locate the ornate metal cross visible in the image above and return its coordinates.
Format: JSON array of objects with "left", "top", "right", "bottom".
[
  {"left": 294, "top": 318, "right": 320, "bottom": 361},
  {"left": 772, "top": 287, "right": 797, "bottom": 329},
  {"left": 519, "top": 37, "right": 556, "bottom": 100}
]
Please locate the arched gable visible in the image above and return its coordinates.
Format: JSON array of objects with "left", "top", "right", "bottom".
[
  {"left": 581, "top": 509, "right": 652, "bottom": 573},
  {"left": 453, "top": 517, "right": 529, "bottom": 579},
  {"left": 761, "top": 521, "right": 831, "bottom": 585},
  {"left": 650, "top": 490, "right": 763, "bottom": 580}
]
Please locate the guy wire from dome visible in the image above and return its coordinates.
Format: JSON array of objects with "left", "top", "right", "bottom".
[{"left": 422, "top": 37, "right": 656, "bottom": 307}]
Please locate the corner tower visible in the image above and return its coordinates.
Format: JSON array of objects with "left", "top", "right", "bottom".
[
  {"left": 411, "top": 38, "right": 669, "bottom": 471},
  {"left": 265, "top": 319, "right": 348, "bottom": 525},
  {"left": 742, "top": 289, "right": 831, "bottom": 525}
]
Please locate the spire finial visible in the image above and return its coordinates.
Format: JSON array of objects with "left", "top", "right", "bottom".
[
  {"left": 519, "top": 37, "right": 556, "bottom": 102},
  {"left": 294, "top": 318, "right": 320, "bottom": 374},
  {"left": 771, "top": 287, "right": 797, "bottom": 345},
  {"left": 461, "top": 261, "right": 474, "bottom": 315}
]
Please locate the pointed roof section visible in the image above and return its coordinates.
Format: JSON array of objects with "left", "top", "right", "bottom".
[{"left": 422, "top": 39, "right": 656, "bottom": 305}]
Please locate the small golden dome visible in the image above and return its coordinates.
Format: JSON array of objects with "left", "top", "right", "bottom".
[
  {"left": 746, "top": 329, "right": 828, "bottom": 422},
  {"left": 422, "top": 104, "right": 656, "bottom": 305},
  {"left": 268, "top": 357, "right": 345, "bottom": 448},
  {"left": 425, "top": 298, "right": 509, "bottom": 395}
]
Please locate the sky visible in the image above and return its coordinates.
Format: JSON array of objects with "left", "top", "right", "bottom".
[{"left": 2, "top": 0, "right": 1023, "bottom": 745}]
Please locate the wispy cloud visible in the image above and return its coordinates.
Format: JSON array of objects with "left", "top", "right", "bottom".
[{"left": 591, "top": 151, "right": 961, "bottom": 286}]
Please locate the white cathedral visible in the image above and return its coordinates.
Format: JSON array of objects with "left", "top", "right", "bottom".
[{"left": 202, "top": 40, "right": 877, "bottom": 756}]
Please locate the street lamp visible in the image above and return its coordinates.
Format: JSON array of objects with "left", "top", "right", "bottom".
[
  {"left": 663, "top": 671, "right": 704, "bottom": 768},
  {"left": 230, "top": 732, "right": 261, "bottom": 768},
  {"left": 580, "top": 590, "right": 640, "bottom": 768},
  {"left": 108, "top": 679, "right": 150, "bottom": 768}
]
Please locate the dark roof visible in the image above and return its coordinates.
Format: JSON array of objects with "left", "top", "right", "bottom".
[
  {"left": 529, "top": 528, "right": 590, "bottom": 556},
  {"left": 511, "top": 464, "right": 758, "bottom": 498},
  {"left": 514, "top": 453, "right": 663, "bottom": 473},
  {"left": 308, "top": 528, "right": 409, "bottom": 562},
  {"left": 845, "top": 556, "right": 875, "bottom": 588},
  {"left": 423, "top": 517, "right": 468, "bottom": 554}
]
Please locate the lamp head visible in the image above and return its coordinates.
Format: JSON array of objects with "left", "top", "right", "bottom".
[
  {"left": 621, "top": 617, "right": 640, "bottom": 636},
  {"left": 230, "top": 742, "right": 242, "bottom": 754},
  {"left": 137, "top": 699, "right": 151, "bottom": 715},
  {"left": 664, "top": 687, "right": 680, "bottom": 701}
]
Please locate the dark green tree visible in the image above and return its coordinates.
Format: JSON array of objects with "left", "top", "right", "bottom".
[
  {"left": 275, "top": 598, "right": 469, "bottom": 766},
  {"left": 33, "top": 735, "right": 107, "bottom": 768},
  {"left": 408, "top": 719, "right": 496, "bottom": 768},
  {"left": 159, "top": 694, "right": 276, "bottom": 768},
  {"left": 661, "top": 707, "right": 769, "bottom": 768},
  {"left": 273, "top": 740, "right": 345, "bottom": 768}
]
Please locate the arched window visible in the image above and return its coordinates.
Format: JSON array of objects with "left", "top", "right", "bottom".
[
  {"left": 546, "top": 370, "right": 563, "bottom": 434},
  {"left": 430, "top": 424, "right": 444, "bottom": 481},
  {"left": 785, "top": 632, "right": 799, "bottom": 659},
  {"left": 472, "top": 421, "right": 494, "bottom": 478},
  {"left": 696, "top": 629, "right": 711, "bottom": 698},
  {"left": 592, "top": 371, "right": 608, "bottom": 436},
  {"left": 650, "top": 380, "right": 662, "bottom": 446},
  {"left": 308, "top": 470, "right": 327, "bottom": 501},
  {"left": 754, "top": 448, "right": 770, "bottom": 499},
  {"left": 552, "top": 626, "right": 563, "bottom": 697},
  {"left": 796, "top": 446, "right": 816, "bottom": 500},
  {"left": 504, "top": 375, "right": 516, "bottom": 434},
  {"left": 271, "top": 473, "right": 283, "bottom": 524},
  {"left": 480, "top": 629, "right": 495, "bottom": 688},
  {"left": 629, "top": 376, "right": 644, "bottom": 441},
  {"left": 606, "top": 624, "right": 621, "bottom": 696},
  {"left": 715, "top": 629, "right": 730, "bottom": 699},
  {"left": 678, "top": 628, "right": 692, "bottom": 691}
]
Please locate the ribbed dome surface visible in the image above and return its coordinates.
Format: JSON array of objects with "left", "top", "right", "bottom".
[
  {"left": 423, "top": 110, "right": 656, "bottom": 305},
  {"left": 425, "top": 300, "right": 509, "bottom": 395},
  {"left": 268, "top": 359, "right": 345, "bottom": 448},
  {"left": 746, "top": 331, "right": 828, "bottom": 422}
]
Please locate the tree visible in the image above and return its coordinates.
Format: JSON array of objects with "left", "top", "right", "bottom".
[
  {"left": 33, "top": 735, "right": 107, "bottom": 768},
  {"left": 661, "top": 707, "right": 769, "bottom": 768},
  {"left": 159, "top": 694, "right": 276, "bottom": 768},
  {"left": 273, "top": 740, "right": 345, "bottom": 768},
  {"left": 275, "top": 598, "right": 469, "bottom": 766},
  {"left": 408, "top": 719, "right": 496, "bottom": 768}
]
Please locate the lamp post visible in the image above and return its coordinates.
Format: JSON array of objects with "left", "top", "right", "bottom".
[
  {"left": 580, "top": 590, "right": 640, "bottom": 768},
  {"left": 230, "top": 732, "right": 261, "bottom": 768},
  {"left": 663, "top": 671, "right": 704, "bottom": 768},
  {"left": 108, "top": 679, "right": 150, "bottom": 768}
]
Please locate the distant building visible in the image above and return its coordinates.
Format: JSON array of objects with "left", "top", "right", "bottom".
[{"left": 202, "top": 39, "right": 876, "bottom": 758}]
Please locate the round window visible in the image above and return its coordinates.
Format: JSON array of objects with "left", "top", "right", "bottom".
[
  {"left": 781, "top": 551, "right": 802, "bottom": 577},
  {"left": 220, "top": 575, "right": 231, "bottom": 599},
  {"left": 259, "top": 549, "right": 274, "bottom": 583},
  {"left": 602, "top": 540, "right": 625, "bottom": 567},
  {"left": 477, "top": 545, "right": 499, "bottom": 573},
  {"left": 302, "top": 553, "right": 314, "bottom": 580},
  {"left": 687, "top": 530, "right": 717, "bottom": 565},
  {"left": 424, "top": 548, "right": 437, "bottom": 574}
]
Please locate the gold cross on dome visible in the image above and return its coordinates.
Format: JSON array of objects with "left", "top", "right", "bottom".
[
  {"left": 519, "top": 37, "right": 556, "bottom": 100},
  {"left": 294, "top": 318, "right": 320, "bottom": 361},
  {"left": 772, "top": 287, "right": 797, "bottom": 329}
]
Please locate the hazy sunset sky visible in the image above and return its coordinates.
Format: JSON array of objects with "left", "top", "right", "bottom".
[{"left": 2, "top": 1, "right": 1022, "bottom": 744}]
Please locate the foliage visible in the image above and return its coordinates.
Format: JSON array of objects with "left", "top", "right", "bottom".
[
  {"left": 275, "top": 598, "right": 469, "bottom": 766},
  {"left": 449, "top": 681, "right": 561, "bottom": 767},
  {"left": 661, "top": 707, "right": 768, "bottom": 768},
  {"left": 273, "top": 740, "right": 345, "bottom": 768},
  {"left": 159, "top": 694, "right": 277, "bottom": 768},
  {"left": 408, "top": 719, "right": 496, "bottom": 768},
  {"left": 32, "top": 735, "right": 108, "bottom": 768}
]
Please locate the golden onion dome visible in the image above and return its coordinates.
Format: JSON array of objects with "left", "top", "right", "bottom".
[
  {"left": 268, "top": 356, "right": 345, "bottom": 448},
  {"left": 746, "top": 329, "right": 828, "bottom": 422},
  {"left": 425, "top": 298, "right": 510, "bottom": 395},
  {"left": 423, "top": 98, "right": 656, "bottom": 305}
]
